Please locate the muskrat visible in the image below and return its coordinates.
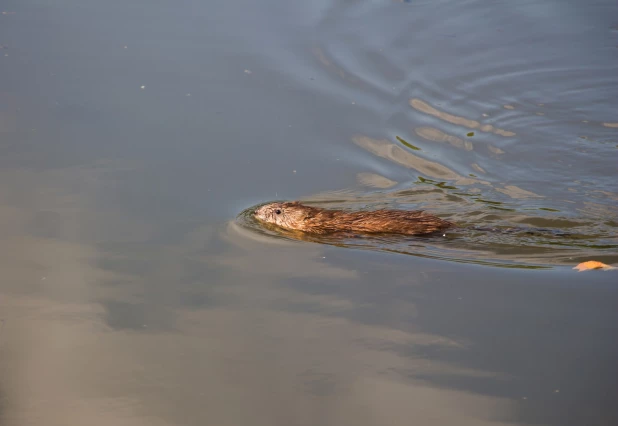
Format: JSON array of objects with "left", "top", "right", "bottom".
[{"left": 254, "top": 201, "right": 453, "bottom": 236}]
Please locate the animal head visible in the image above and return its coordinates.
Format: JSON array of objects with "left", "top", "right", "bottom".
[{"left": 254, "top": 202, "right": 308, "bottom": 230}]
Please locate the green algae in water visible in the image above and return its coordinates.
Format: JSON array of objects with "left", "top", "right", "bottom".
[{"left": 396, "top": 136, "right": 420, "bottom": 150}]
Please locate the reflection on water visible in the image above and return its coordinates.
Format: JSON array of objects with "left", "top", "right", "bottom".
[
  {"left": 356, "top": 172, "right": 398, "bottom": 189},
  {"left": 415, "top": 126, "right": 474, "bottom": 151},
  {"left": 352, "top": 135, "right": 482, "bottom": 185},
  {"left": 410, "top": 99, "right": 516, "bottom": 137}
]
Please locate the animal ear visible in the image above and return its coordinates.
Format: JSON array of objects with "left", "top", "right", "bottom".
[{"left": 291, "top": 201, "right": 300, "bottom": 205}]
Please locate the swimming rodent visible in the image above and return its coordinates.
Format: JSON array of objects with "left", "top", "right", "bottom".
[{"left": 254, "top": 201, "right": 453, "bottom": 236}]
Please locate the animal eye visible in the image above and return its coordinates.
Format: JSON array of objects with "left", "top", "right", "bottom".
[{"left": 275, "top": 209, "right": 282, "bottom": 215}]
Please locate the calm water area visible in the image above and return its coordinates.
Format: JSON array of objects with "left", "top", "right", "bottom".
[{"left": 1, "top": 0, "right": 617, "bottom": 425}]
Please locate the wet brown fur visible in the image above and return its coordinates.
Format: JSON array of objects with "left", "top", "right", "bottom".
[{"left": 254, "top": 201, "right": 453, "bottom": 236}]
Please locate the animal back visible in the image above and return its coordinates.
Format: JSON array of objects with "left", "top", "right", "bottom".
[{"left": 302, "top": 208, "right": 452, "bottom": 235}]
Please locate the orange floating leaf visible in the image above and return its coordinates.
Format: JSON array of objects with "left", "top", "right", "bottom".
[{"left": 573, "top": 261, "right": 616, "bottom": 272}]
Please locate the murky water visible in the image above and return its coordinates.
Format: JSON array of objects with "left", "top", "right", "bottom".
[{"left": 1, "top": 0, "right": 617, "bottom": 425}]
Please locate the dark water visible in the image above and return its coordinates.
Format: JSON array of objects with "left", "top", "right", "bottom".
[{"left": 1, "top": 0, "right": 617, "bottom": 425}]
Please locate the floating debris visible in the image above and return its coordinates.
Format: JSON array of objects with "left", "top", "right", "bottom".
[{"left": 573, "top": 261, "right": 616, "bottom": 272}]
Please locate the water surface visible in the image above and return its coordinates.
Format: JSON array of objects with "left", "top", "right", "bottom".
[{"left": 1, "top": 0, "right": 617, "bottom": 425}]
